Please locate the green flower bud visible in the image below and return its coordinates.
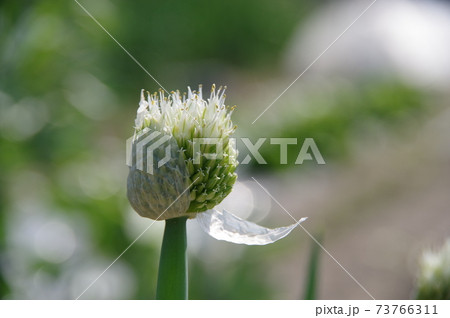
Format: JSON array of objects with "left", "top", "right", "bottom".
[{"left": 127, "top": 85, "right": 238, "bottom": 220}]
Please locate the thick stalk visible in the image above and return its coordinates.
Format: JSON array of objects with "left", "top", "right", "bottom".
[{"left": 156, "top": 216, "right": 188, "bottom": 299}]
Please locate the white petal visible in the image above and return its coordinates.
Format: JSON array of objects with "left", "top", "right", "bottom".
[{"left": 196, "top": 209, "right": 307, "bottom": 245}]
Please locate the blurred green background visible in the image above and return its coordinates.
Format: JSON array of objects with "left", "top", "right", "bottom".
[{"left": 1, "top": 0, "right": 450, "bottom": 299}]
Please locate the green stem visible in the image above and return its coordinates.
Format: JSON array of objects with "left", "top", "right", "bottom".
[{"left": 156, "top": 216, "right": 188, "bottom": 300}]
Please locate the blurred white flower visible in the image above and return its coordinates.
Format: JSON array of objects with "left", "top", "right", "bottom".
[{"left": 417, "top": 239, "right": 450, "bottom": 299}]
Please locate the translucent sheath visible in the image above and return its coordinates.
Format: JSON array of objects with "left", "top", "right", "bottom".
[{"left": 197, "top": 209, "right": 307, "bottom": 245}]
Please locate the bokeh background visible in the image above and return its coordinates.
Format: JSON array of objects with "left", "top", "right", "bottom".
[{"left": 1, "top": 0, "right": 450, "bottom": 299}]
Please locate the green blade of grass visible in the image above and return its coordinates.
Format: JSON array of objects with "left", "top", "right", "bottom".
[{"left": 303, "top": 233, "right": 323, "bottom": 300}]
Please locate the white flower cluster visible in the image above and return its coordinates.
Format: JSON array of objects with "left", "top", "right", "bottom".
[{"left": 135, "top": 84, "right": 236, "bottom": 144}]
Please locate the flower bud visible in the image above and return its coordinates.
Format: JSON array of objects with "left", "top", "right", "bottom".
[{"left": 127, "top": 85, "right": 238, "bottom": 220}]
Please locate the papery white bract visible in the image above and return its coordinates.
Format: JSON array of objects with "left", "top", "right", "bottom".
[{"left": 197, "top": 209, "right": 307, "bottom": 245}]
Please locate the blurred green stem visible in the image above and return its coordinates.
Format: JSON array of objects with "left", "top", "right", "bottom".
[
  {"left": 304, "top": 233, "right": 322, "bottom": 300},
  {"left": 156, "top": 216, "right": 188, "bottom": 300}
]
